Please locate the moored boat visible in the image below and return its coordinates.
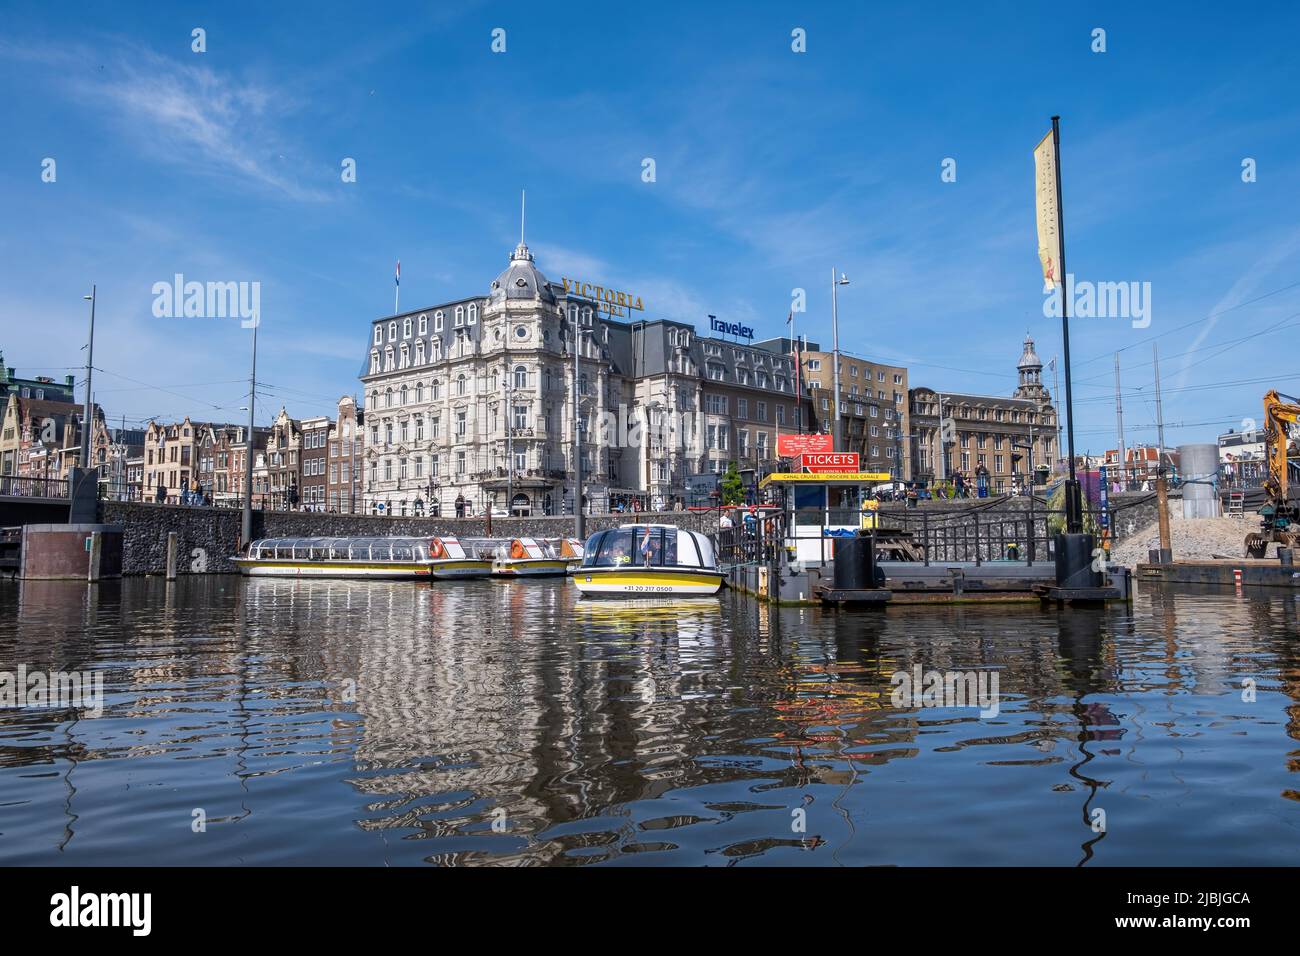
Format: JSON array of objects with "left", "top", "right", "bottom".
[
  {"left": 572, "top": 524, "right": 724, "bottom": 596},
  {"left": 427, "top": 536, "right": 493, "bottom": 579},
  {"left": 232, "top": 537, "right": 434, "bottom": 579},
  {"left": 492, "top": 537, "right": 569, "bottom": 577},
  {"left": 554, "top": 537, "right": 585, "bottom": 573}
]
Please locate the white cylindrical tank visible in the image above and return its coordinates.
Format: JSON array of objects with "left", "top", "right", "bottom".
[{"left": 1178, "top": 443, "right": 1222, "bottom": 518}]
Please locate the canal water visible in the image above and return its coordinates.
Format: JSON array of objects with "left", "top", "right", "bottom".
[{"left": 1, "top": 577, "right": 1297, "bottom": 866}]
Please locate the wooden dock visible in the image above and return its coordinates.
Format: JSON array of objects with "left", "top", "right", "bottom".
[{"left": 1136, "top": 558, "right": 1300, "bottom": 588}]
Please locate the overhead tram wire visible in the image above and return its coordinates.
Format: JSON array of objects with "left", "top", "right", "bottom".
[
  {"left": 1069, "top": 371, "right": 1300, "bottom": 406},
  {"left": 1070, "top": 310, "right": 1300, "bottom": 389},
  {"left": 1072, "top": 277, "right": 1300, "bottom": 370}
]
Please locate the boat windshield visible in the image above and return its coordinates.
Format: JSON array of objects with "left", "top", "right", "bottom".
[{"left": 585, "top": 526, "right": 684, "bottom": 568}]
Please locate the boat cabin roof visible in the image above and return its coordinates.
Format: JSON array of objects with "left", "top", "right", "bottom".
[{"left": 582, "top": 525, "right": 717, "bottom": 570}]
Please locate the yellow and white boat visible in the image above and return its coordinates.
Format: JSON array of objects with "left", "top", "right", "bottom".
[
  {"left": 232, "top": 536, "right": 434, "bottom": 579},
  {"left": 492, "top": 537, "right": 569, "bottom": 577},
  {"left": 572, "top": 524, "right": 724, "bottom": 596},
  {"left": 428, "top": 536, "right": 493, "bottom": 579},
  {"left": 549, "top": 537, "right": 586, "bottom": 574}
]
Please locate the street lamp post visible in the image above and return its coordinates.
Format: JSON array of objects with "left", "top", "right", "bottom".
[
  {"left": 572, "top": 318, "right": 585, "bottom": 538},
  {"left": 80, "top": 286, "right": 96, "bottom": 469},
  {"left": 241, "top": 321, "right": 258, "bottom": 546},
  {"left": 506, "top": 374, "right": 514, "bottom": 516},
  {"left": 830, "top": 269, "right": 849, "bottom": 450}
]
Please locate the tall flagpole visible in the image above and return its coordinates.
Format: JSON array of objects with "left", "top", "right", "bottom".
[
  {"left": 394, "top": 260, "right": 400, "bottom": 315},
  {"left": 1051, "top": 115, "right": 1082, "bottom": 533}
]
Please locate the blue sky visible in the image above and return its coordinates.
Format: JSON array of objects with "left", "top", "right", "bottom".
[{"left": 3, "top": 0, "right": 1299, "bottom": 453}]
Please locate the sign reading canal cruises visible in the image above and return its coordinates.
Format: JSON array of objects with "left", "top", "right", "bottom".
[
  {"left": 560, "top": 277, "right": 645, "bottom": 318},
  {"left": 777, "top": 433, "right": 833, "bottom": 457},
  {"left": 800, "top": 452, "right": 860, "bottom": 473}
]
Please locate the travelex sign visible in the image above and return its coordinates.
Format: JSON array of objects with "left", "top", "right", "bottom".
[
  {"left": 560, "top": 277, "right": 644, "bottom": 317},
  {"left": 710, "top": 316, "right": 754, "bottom": 339}
]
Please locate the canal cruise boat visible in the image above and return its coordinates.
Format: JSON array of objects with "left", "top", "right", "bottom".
[
  {"left": 491, "top": 537, "right": 570, "bottom": 577},
  {"left": 572, "top": 524, "right": 724, "bottom": 596},
  {"left": 427, "top": 536, "right": 494, "bottom": 579},
  {"left": 233, "top": 536, "right": 437, "bottom": 579},
  {"left": 550, "top": 537, "right": 585, "bottom": 573}
]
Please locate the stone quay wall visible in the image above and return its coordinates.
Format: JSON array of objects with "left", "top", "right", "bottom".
[
  {"left": 102, "top": 491, "right": 1176, "bottom": 575},
  {"left": 100, "top": 501, "right": 721, "bottom": 576}
]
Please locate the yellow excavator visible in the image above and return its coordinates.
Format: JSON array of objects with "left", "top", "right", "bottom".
[{"left": 1245, "top": 389, "right": 1300, "bottom": 557}]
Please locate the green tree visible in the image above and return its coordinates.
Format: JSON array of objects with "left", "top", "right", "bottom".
[{"left": 720, "top": 461, "right": 745, "bottom": 505}]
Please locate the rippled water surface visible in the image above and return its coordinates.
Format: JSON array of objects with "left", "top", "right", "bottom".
[{"left": 1, "top": 577, "right": 1298, "bottom": 865}]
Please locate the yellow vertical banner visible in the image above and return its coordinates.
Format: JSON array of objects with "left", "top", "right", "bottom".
[{"left": 1034, "top": 129, "right": 1061, "bottom": 290}]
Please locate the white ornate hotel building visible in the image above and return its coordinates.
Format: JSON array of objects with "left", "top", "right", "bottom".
[{"left": 358, "top": 239, "right": 810, "bottom": 516}]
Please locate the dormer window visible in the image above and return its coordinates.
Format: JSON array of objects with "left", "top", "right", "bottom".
[
  {"left": 418, "top": 314, "right": 428, "bottom": 335},
  {"left": 373, "top": 326, "right": 383, "bottom": 345},
  {"left": 455, "top": 306, "right": 465, "bottom": 327},
  {"left": 388, "top": 321, "right": 397, "bottom": 341},
  {"left": 403, "top": 317, "right": 412, "bottom": 338},
  {"left": 435, "top": 311, "right": 444, "bottom": 331},
  {"left": 468, "top": 303, "right": 478, "bottom": 325}
]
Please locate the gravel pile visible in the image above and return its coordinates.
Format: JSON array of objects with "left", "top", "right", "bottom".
[{"left": 1109, "top": 511, "right": 1257, "bottom": 565}]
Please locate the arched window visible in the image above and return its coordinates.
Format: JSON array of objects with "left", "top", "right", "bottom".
[
  {"left": 455, "top": 306, "right": 465, "bottom": 327},
  {"left": 456, "top": 374, "right": 467, "bottom": 396},
  {"left": 415, "top": 340, "right": 425, "bottom": 364},
  {"left": 513, "top": 365, "right": 527, "bottom": 389},
  {"left": 467, "top": 303, "right": 478, "bottom": 324},
  {"left": 384, "top": 346, "right": 394, "bottom": 371},
  {"left": 434, "top": 311, "right": 444, "bottom": 331},
  {"left": 388, "top": 321, "right": 397, "bottom": 341},
  {"left": 431, "top": 338, "right": 442, "bottom": 362},
  {"left": 415, "top": 382, "right": 424, "bottom": 403},
  {"left": 418, "top": 313, "right": 428, "bottom": 335},
  {"left": 399, "top": 385, "right": 408, "bottom": 406},
  {"left": 369, "top": 350, "right": 379, "bottom": 374},
  {"left": 432, "top": 379, "right": 441, "bottom": 400},
  {"left": 402, "top": 317, "right": 412, "bottom": 338},
  {"left": 399, "top": 343, "right": 409, "bottom": 368},
  {"left": 385, "top": 388, "right": 394, "bottom": 408},
  {"left": 373, "top": 326, "right": 383, "bottom": 345}
]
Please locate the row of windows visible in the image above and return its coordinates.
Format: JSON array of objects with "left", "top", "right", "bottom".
[
  {"left": 374, "top": 305, "right": 480, "bottom": 345},
  {"left": 805, "top": 359, "right": 903, "bottom": 385}
]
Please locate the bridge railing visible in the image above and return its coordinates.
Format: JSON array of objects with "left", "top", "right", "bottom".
[{"left": 0, "top": 475, "right": 70, "bottom": 498}]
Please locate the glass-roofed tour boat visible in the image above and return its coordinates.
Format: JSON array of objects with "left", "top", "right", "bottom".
[
  {"left": 232, "top": 535, "right": 492, "bottom": 580},
  {"left": 572, "top": 524, "right": 724, "bottom": 596},
  {"left": 233, "top": 536, "right": 438, "bottom": 579},
  {"left": 491, "top": 537, "right": 571, "bottom": 577}
]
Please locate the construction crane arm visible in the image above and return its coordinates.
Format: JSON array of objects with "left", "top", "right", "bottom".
[{"left": 1262, "top": 389, "right": 1300, "bottom": 503}]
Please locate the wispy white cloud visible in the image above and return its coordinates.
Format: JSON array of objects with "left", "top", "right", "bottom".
[{"left": 2, "top": 36, "right": 330, "bottom": 201}]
